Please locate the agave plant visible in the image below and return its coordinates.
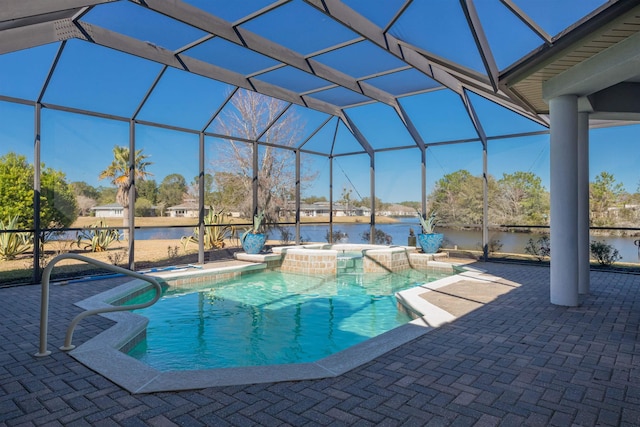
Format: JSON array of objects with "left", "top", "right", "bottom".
[
  {"left": 0, "top": 215, "right": 32, "bottom": 260},
  {"left": 241, "top": 209, "right": 265, "bottom": 243},
  {"left": 76, "top": 220, "right": 122, "bottom": 252},
  {"left": 416, "top": 209, "right": 438, "bottom": 234},
  {"left": 181, "top": 208, "right": 234, "bottom": 251}
]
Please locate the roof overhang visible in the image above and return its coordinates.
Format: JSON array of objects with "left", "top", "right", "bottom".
[{"left": 499, "top": 0, "right": 640, "bottom": 121}]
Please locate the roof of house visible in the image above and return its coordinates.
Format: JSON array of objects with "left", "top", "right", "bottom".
[{"left": 90, "top": 203, "right": 123, "bottom": 210}]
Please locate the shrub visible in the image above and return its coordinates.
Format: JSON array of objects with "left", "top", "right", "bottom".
[
  {"left": 107, "top": 248, "right": 128, "bottom": 266},
  {"left": 489, "top": 238, "right": 503, "bottom": 253},
  {"left": 0, "top": 215, "right": 32, "bottom": 260},
  {"left": 477, "top": 238, "right": 503, "bottom": 254},
  {"left": 167, "top": 245, "right": 179, "bottom": 258},
  {"left": 590, "top": 240, "right": 622, "bottom": 266},
  {"left": 524, "top": 235, "right": 550, "bottom": 261},
  {"left": 76, "top": 220, "right": 122, "bottom": 252},
  {"left": 278, "top": 227, "right": 292, "bottom": 245},
  {"left": 325, "top": 230, "right": 348, "bottom": 243},
  {"left": 361, "top": 229, "right": 392, "bottom": 245}
]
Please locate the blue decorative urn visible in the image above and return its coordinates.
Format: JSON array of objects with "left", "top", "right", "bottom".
[
  {"left": 242, "top": 233, "right": 266, "bottom": 254},
  {"left": 417, "top": 233, "right": 443, "bottom": 254}
]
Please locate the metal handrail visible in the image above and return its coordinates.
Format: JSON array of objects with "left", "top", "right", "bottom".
[{"left": 35, "top": 253, "right": 162, "bottom": 357}]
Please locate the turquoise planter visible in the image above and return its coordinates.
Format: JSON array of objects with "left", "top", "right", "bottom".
[
  {"left": 417, "top": 233, "right": 443, "bottom": 254},
  {"left": 242, "top": 233, "right": 266, "bottom": 254}
]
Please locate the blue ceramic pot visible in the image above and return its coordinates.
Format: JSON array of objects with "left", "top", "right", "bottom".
[
  {"left": 242, "top": 233, "right": 266, "bottom": 254},
  {"left": 417, "top": 233, "right": 443, "bottom": 254}
]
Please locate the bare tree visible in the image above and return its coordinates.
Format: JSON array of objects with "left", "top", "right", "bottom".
[
  {"left": 211, "top": 90, "right": 317, "bottom": 227},
  {"left": 76, "top": 195, "right": 97, "bottom": 216}
]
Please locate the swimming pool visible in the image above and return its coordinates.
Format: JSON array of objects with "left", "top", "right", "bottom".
[{"left": 127, "top": 268, "right": 449, "bottom": 371}]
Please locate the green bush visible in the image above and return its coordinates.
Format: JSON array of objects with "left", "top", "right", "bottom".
[{"left": 590, "top": 240, "right": 622, "bottom": 266}]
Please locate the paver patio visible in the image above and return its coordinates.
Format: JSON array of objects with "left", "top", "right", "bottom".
[{"left": 1, "top": 261, "right": 639, "bottom": 426}]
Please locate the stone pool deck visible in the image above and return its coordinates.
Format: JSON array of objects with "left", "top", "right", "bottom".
[{"left": 1, "top": 261, "right": 639, "bottom": 425}]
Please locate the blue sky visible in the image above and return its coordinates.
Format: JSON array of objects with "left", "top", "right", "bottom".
[{"left": 0, "top": 0, "right": 638, "bottom": 203}]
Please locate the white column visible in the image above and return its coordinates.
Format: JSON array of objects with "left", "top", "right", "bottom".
[
  {"left": 549, "top": 95, "right": 579, "bottom": 306},
  {"left": 577, "top": 112, "right": 590, "bottom": 294}
]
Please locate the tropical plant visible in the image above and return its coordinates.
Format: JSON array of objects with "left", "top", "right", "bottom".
[
  {"left": 590, "top": 240, "right": 622, "bottom": 266},
  {"left": 0, "top": 215, "right": 32, "bottom": 260},
  {"left": 99, "top": 146, "right": 152, "bottom": 236},
  {"left": 181, "top": 208, "right": 234, "bottom": 251},
  {"left": 75, "top": 220, "right": 122, "bottom": 252},
  {"left": 416, "top": 209, "right": 438, "bottom": 234}
]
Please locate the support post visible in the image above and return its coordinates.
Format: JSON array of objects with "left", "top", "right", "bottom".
[
  {"left": 198, "top": 132, "right": 205, "bottom": 264},
  {"left": 128, "top": 120, "right": 136, "bottom": 271},
  {"left": 549, "top": 95, "right": 579, "bottom": 306},
  {"left": 329, "top": 156, "right": 334, "bottom": 241},
  {"left": 252, "top": 141, "right": 259, "bottom": 216},
  {"left": 482, "top": 141, "right": 489, "bottom": 261},
  {"left": 295, "top": 150, "right": 301, "bottom": 244},
  {"left": 421, "top": 146, "right": 427, "bottom": 217},
  {"left": 369, "top": 152, "right": 375, "bottom": 244},
  {"left": 577, "top": 112, "right": 590, "bottom": 294},
  {"left": 33, "top": 103, "right": 42, "bottom": 283}
]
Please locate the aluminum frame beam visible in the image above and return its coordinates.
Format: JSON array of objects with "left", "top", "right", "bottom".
[
  {"left": 130, "top": 0, "right": 400, "bottom": 108},
  {"left": 0, "top": 0, "right": 549, "bottom": 125},
  {"left": 63, "top": 20, "right": 344, "bottom": 117},
  {"left": 341, "top": 112, "right": 376, "bottom": 243},
  {"left": 304, "top": 0, "right": 548, "bottom": 126},
  {"left": 499, "top": 0, "right": 552, "bottom": 45},
  {"left": 460, "top": 0, "right": 499, "bottom": 92},
  {"left": 0, "top": 0, "right": 112, "bottom": 22},
  {"left": 0, "top": 20, "right": 61, "bottom": 55},
  {"left": 340, "top": 112, "right": 375, "bottom": 158}
]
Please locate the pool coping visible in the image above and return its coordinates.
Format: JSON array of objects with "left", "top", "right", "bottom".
[{"left": 67, "top": 260, "right": 485, "bottom": 393}]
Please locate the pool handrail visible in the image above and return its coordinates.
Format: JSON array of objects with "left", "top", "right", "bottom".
[{"left": 35, "top": 253, "right": 162, "bottom": 357}]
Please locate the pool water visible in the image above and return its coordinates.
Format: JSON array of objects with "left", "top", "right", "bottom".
[{"left": 128, "top": 269, "right": 446, "bottom": 370}]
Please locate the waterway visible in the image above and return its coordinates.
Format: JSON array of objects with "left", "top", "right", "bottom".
[{"left": 132, "top": 217, "right": 640, "bottom": 264}]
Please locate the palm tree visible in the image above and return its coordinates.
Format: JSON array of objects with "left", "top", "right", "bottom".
[{"left": 99, "top": 146, "right": 152, "bottom": 237}]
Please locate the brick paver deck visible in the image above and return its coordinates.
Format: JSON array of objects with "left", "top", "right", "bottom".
[{"left": 1, "top": 262, "right": 639, "bottom": 426}]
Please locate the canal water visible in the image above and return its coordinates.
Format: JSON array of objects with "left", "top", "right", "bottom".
[{"left": 132, "top": 217, "right": 640, "bottom": 264}]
